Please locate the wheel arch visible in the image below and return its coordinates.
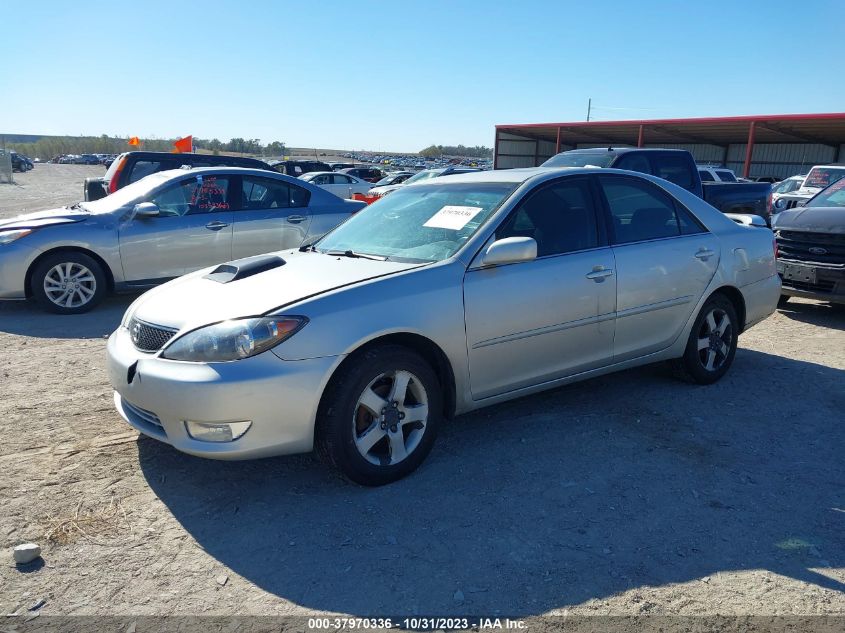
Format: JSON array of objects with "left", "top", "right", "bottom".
[
  {"left": 25, "top": 247, "right": 115, "bottom": 298},
  {"left": 320, "top": 332, "right": 457, "bottom": 420},
  {"left": 708, "top": 285, "right": 747, "bottom": 333}
]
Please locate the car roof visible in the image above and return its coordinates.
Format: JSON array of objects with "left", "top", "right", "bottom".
[{"left": 561, "top": 147, "right": 688, "bottom": 155}]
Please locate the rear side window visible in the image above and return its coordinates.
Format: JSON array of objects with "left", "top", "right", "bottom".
[
  {"left": 599, "top": 176, "right": 690, "bottom": 244},
  {"left": 129, "top": 160, "right": 169, "bottom": 183},
  {"left": 333, "top": 174, "right": 352, "bottom": 184},
  {"left": 698, "top": 170, "right": 715, "bottom": 182},
  {"left": 497, "top": 177, "right": 599, "bottom": 257},
  {"left": 614, "top": 153, "right": 652, "bottom": 175},
  {"left": 648, "top": 154, "right": 695, "bottom": 191},
  {"left": 241, "top": 176, "right": 310, "bottom": 209}
]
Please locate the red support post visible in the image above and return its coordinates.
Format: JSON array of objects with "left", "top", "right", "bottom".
[
  {"left": 637, "top": 124, "right": 644, "bottom": 147},
  {"left": 555, "top": 126, "right": 562, "bottom": 153},
  {"left": 743, "top": 121, "right": 756, "bottom": 178}
]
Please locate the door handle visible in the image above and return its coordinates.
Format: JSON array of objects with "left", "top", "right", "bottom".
[
  {"left": 695, "top": 248, "right": 715, "bottom": 261},
  {"left": 286, "top": 215, "right": 307, "bottom": 224},
  {"left": 586, "top": 266, "right": 614, "bottom": 281},
  {"left": 205, "top": 221, "right": 229, "bottom": 231}
]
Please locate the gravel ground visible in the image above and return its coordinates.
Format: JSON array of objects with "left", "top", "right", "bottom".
[{"left": 0, "top": 167, "right": 843, "bottom": 623}]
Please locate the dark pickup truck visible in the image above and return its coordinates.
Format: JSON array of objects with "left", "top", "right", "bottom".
[
  {"left": 542, "top": 148, "right": 772, "bottom": 223},
  {"left": 84, "top": 151, "right": 271, "bottom": 201},
  {"left": 773, "top": 179, "right": 845, "bottom": 305}
]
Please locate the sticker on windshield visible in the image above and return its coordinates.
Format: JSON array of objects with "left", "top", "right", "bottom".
[{"left": 423, "top": 205, "right": 484, "bottom": 230}]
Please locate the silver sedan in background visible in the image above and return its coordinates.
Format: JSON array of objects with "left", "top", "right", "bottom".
[
  {"left": 107, "top": 168, "right": 780, "bottom": 485},
  {"left": 0, "top": 167, "right": 364, "bottom": 313}
]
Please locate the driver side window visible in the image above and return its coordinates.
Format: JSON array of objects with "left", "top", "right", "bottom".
[
  {"left": 150, "top": 176, "right": 231, "bottom": 217},
  {"left": 497, "top": 178, "right": 599, "bottom": 257}
]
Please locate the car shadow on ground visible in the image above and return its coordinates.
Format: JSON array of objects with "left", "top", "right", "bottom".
[
  {"left": 0, "top": 294, "right": 137, "bottom": 339},
  {"left": 138, "top": 346, "right": 845, "bottom": 616},
  {"left": 778, "top": 301, "right": 845, "bottom": 332}
]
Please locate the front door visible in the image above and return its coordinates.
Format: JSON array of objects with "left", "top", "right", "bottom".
[
  {"left": 596, "top": 174, "right": 720, "bottom": 361},
  {"left": 463, "top": 176, "right": 616, "bottom": 400},
  {"left": 118, "top": 174, "right": 233, "bottom": 282},
  {"left": 232, "top": 175, "right": 313, "bottom": 258}
]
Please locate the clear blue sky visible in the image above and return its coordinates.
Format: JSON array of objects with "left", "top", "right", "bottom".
[{"left": 2, "top": 0, "right": 843, "bottom": 152}]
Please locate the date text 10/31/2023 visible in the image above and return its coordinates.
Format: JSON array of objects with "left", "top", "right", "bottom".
[{"left": 306, "top": 617, "right": 527, "bottom": 630}]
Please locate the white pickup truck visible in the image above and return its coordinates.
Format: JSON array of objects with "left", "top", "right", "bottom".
[{"left": 776, "top": 164, "right": 845, "bottom": 210}]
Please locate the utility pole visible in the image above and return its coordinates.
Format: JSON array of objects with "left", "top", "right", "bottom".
[{"left": 587, "top": 98, "right": 592, "bottom": 122}]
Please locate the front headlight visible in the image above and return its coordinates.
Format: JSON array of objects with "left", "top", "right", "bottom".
[
  {"left": 161, "top": 316, "right": 307, "bottom": 362},
  {"left": 0, "top": 229, "right": 33, "bottom": 245}
]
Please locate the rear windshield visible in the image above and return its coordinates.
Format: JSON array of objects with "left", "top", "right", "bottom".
[
  {"left": 803, "top": 167, "right": 845, "bottom": 189},
  {"left": 715, "top": 170, "right": 737, "bottom": 182},
  {"left": 542, "top": 152, "right": 616, "bottom": 168}
]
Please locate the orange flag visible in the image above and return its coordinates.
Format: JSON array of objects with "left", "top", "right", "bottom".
[
  {"left": 173, "top": 135, "right": 193, "bottom": 153},
  {"left": 128, "top": 136, "right": 140, "bottom": 146}
]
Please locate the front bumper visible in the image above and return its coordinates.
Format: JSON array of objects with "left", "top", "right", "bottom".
[
  {"left": 777, "top": 259, "right": 845, "bottom": 304},
  {"left": 0, "top": 240, "right": 37, "bottom": 299},
  {"left": 107, "top": 325, "right": 340, "bottom": 459}
]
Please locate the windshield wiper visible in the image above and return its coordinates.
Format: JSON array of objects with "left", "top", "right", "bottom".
[
  {"left": 298, "top": 242, "right": 318, "bottom": 252},
  {"left": 66, "top": 202, "right": 89, "bottom": 212},
  {"left": 324, "top": 249, "right": 387, "bottom": 261}
]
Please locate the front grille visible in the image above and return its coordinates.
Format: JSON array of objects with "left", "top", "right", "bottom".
[
  {"left": 780, "top": 277, "right": 835, "bottom": 294},
  {"left": 784, "top": 199, "right": 802, "bottom": 210},
  {"left": 128, "top": 317, "right": 177, "bottom": 352},
  {"left": 122, "top": 398, "right": 166, "bottom": 436},
  {"left": 776, "top": 230, "right": 845, "bottom": 265}
]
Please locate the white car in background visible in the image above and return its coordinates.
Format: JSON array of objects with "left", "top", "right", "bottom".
[
  {"left": 769, "top": 175, "right": 805, "bottom": 215},
  {"left": 300, "top": 171, "right": 372, "bottom": 199},
  {"left": 777, "top": 164, "right": 845, "bottom": 210}
]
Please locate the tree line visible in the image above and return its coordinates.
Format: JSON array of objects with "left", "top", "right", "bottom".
[
  {"left": 419, "top": 144, "right": 492, "bottom": 159},
  {"left": 3, "top": 135, "right": 287, "bottom": 160}
]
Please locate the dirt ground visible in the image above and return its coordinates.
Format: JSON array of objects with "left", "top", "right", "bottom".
[{"left": 0, "top": 166, "right": 843, "bottom": 623}]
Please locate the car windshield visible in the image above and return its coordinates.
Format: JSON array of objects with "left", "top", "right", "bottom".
[
  {"left": 315, "top": 182, "right": 516, "bottom": 263},
  {"left": 402, "top": 169, "right": 443, "bottom": 185},
  {"left": 542, "top": 152, "right": 616, "bottom": 168},
  {"left": 81, "top": 173, "right": 173, "bottom": 213},
  {"left": 807, "top": 179, "right": 845, "bottom": 208},
  {"left": 773, "top": 178, "right": 802, "bottom": 194},
  {"left": 803, "top": 167, "right": 845, "bottom": 189}
]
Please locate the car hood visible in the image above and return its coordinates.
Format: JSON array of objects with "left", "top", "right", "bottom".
[
  {"left": 131, "top": 250, "right": 423, "bottom": 331},
  {"left": 0, "top": 207, "right": 90, "bottom": 230},
  {"left": 773, "top": 206, "right": 845, "bottom": 234}
]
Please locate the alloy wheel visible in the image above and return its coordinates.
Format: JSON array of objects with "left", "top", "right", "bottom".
[
  {"left": 353, "top": 369, "right": 429, "bottom": 466},
  {"left": 43, "top": 262, "right": 97, "bottom": 309},
  {"left": 696, "top": 307, "right": 733, "bottom": 372}
]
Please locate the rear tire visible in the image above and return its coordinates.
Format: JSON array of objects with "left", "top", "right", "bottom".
[
  {"left": 778, "top": 295, "right": 790, "bottom": 307},
  {"left": 31, "top": 252, "right": 107, "bottom": 314},
  {"left": 316, "top": 345, "right": 442, "bottom": 486},
  {"left": 673, "top": 294, "right": 738, "bottom": 385}
]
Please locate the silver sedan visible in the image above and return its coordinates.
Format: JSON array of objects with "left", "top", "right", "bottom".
[
  {"left": 106, "top": 167, "right": 780, "bottom": 485},
  {"left": 0, "top": 167, "right": 363, "bottom": 313}
]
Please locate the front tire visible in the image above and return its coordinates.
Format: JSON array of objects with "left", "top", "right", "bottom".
[
  {"left": 31, "top": 252, "right": 107, "bottom": 314},
  {"left": 316, "top": 345, "right": 442, "bottom": 486},
  {"left": 674, "top": 294, "right": 738, "bottom": 385},
  {"left": 778, "top": 295, "right": 790, "bottom": 308}
]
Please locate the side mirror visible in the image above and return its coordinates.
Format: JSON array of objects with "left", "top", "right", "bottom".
[
  {"left": 133, "top": 202, "right": 160, "bottom": 218},
  {"left": 481, "top": 237, "right": 537, "bottom": 267}
]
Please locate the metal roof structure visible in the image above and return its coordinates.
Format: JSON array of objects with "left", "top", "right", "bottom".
[{"left": 494, "top": 113, "right": 845, "bottom": 177}]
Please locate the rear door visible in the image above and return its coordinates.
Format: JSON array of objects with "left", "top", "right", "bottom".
[
  {"left": 596, "top": 174, "right": 719, "bottom": 362},
  {"left": 330, "top": 174, "right": 355, "bottom": 198},
  {"left": 232, "top": 175, "right": 313, "bottom": 257},
  {"left": 118, "top": 174, "right": 234, "bottom": 282}
]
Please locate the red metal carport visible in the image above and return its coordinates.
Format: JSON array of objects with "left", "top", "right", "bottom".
[{"left": 494, "top": 113, "right": 845, "bottom": 178}]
